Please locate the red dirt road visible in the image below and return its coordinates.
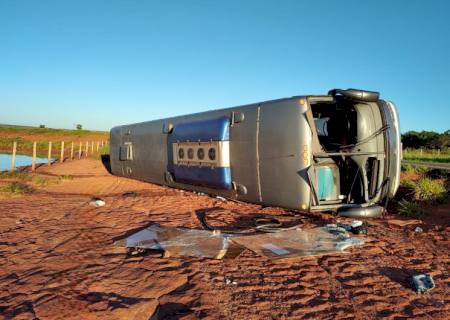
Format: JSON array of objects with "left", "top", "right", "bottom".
[{"left": 0, "top": 159, "right": 449, "bottom": 319}]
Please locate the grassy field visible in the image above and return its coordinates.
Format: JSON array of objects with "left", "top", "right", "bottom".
[
  {"left": 403, "top": 148, "right": 450, "bottom": 163},
  {"left": 0, "top": 124, "right": 108, "bottom": 136},
  {"left": 0, "top": 124, "right": 109, "bottom": 157}
]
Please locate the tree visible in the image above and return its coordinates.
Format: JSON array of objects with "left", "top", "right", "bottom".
[
  {"left": 402, "top": 130, "right": 450, "bottom": 149},
  {"left": 76, "top": 124, "right": 83, "bottom": 130}
]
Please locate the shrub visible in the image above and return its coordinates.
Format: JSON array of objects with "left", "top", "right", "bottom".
[
  {"left": 0, "top": 182, "right": 30, "bottom": 194},
  {"left": 0, "top": 172, "right": 32, "bottom": 181},
  {"left": 58, "top": 175, "right": 73, "bottom": 181},
  {"left": 397, "top": 199, "right": 424, "bottom": 217},
  {"left": 31, "top": 175, "right": 62, "bottom": 186},
  {"left": 32, "top": 176, "right": 50, "bottom": 186},
  {"left": 400, "top": 179, "right": 416, "bottom": 189},
  {"left": 414, "top": 166, "right": 430, "bottom": 174},
  {"left": 401, "top": 164, "right": 415, "bottom": 173},
  {"left": 413, "top": 178, "right": 446, "bottom": 202}
]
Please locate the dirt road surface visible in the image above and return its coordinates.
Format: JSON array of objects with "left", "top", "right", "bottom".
[{"left": 0, "top": 159, "right": 449, "bottom": 319}]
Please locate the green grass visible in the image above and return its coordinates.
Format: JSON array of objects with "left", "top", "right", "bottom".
[
  {"left": 400, "top": 178, "right": 417, "bottom": 189},
  {"left": 0, "top": 171, "right": 34, "bottom": 182},
  {"left": 93, "top": 144, "right": 110, "bottom": 160},
  {"left": 397, "top": 199, "right": 424, "bottom": 217},
  {"left": 412, "top": 178, "right": 447, "bottom": 202},
  {"left": 0, "top": 181, "right": 31, "bottom": 194},
  {"left": 0, "top": 171, "right": 73, "bottom": 187},
  {"left": 0, "top": 124, "right": 109, "bottom": 156},
  {"left": 0, "top": 137, "right": 65, "bottom": 157},
  {"left": 58, "top": 175, "right": 73, "bottom": 181},
  {"left": 0, "top": 124, "right": 108, "bottom": 136},
  {"left": 401, "top": 163, "right": 415, "bottom": 173},
  {"left": 403, "top": 148, "right": 450, "bottom": 163},
  {"left": 397, "top": 174, "right": 448, "bottom": 217},
  {"left": 31, "top": 176, "right": 51, "bottom": 186}
]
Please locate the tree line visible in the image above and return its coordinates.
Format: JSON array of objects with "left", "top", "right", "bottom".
[{"left": 402, "top": 130, "right": 450, "bottom": 149}]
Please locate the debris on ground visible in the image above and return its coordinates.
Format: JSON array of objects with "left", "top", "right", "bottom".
[
  {"left": 122, "top": 191, "right": 138, "bottom": 197},
  {"left": 414, "top": 226, "right": 423, "bottom": 233},
  {"left": 337, "top": 220, "right": 369, "bottom": 235},
  {"left": 225, "top": 278, "right": 238, "bottom": 285},
  {"left": 119, "top": 224, "right": 365, "bottom": 260},
  {"left": 117, "top": 224, "right": 243, "bottom": 259},
  {"left": 411, "top": 274, "right": 435, "bottom": 293},
  {"left": 216, "top": 196, "right": 227, "bottom": 202},
  {"left": 196, "top": 209, "right": 304, "bottom": 234},
  {"left": 233, "top": 227, "right": 365, "bottom": 260},
  {"left": 89, "top": 197, "right": 105, "bottom": 207}
]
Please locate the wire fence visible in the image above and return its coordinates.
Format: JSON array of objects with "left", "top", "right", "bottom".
[{"left": 7, "top": 140, "right": 109, "bottom": 173}]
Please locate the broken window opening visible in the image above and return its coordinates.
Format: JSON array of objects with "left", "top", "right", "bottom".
[{"left": 309, "top": 97, "right": 386, "bottom": 207}]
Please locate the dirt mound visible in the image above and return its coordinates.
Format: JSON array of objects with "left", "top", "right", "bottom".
[{"left": 0, "top": 159, "right": 449, "bottom": 319}]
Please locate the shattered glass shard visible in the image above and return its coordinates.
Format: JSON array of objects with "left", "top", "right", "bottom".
[
  {"left": 232, "top": 227, "right": 365, "bottom": 260},
  {"left": 118, "top": 224, "right": 243, "bottom": 259}
]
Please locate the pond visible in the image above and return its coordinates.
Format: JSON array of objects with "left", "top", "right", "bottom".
[{"left": 0, "top": 153, "right": 50, "bottom": 172}]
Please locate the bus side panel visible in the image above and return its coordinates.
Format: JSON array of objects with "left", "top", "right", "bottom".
[
  {"left": 258, "top": 99, "right": 311, "bottom": 209},
  {"left": 229, "top": 106, "right": 259, "bottom": 202},
  {"left": 126, "top": 120, "right": 168, "bottom": 185},
  {"left": 165, "top": 104, "right": 260, "bottom": 202},
  {"left": 110, "top": 120, "right": 168, "bottom": 184}
]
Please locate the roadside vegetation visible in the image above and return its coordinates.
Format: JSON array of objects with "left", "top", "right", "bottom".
[
  {"left": 402, "top": 130, "right": 450, "bottom": 163},
  {"left": 0, "top": 124, "right": 107, "bottom": 137},
  {"left": 397, "top": 199, "right": 424, "bottom": 217},
  {"left": 403, "top": 149, "right": 450, "bottom": 164},
  {"left": 94, "top": 143, "right": 110, "bottom": 160},
  {"left": 397, "top": 164, "right": 448, "bottom": 217},
  {"left": 0, "top": 181, "right": 31, "bottom": 194},
  {"left": 0, "top": 171, "right": 74, "bottom": 195},
  {"left": 0, "top": 124, "right": 108, "bottom": 157}
]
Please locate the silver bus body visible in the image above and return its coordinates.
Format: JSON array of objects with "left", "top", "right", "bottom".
[{"left": 110, "top": 88, "right": 401, "bottom": 214}]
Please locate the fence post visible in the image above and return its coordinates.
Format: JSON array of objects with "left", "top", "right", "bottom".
[
  {"left": 96, "top": 141, "right": 99, "bottom": 152},
  {"left": 438, "top": 149, "right": 441, "bottom": 156},
  {"left": 79, "top": 142, "right": 82, "bottom": 159},
  {"left": 91, "top": 140, "right": 94, "bottom": 153},
  {"left": 48, "top": 141, "right": 52, "bottom": 165},
  {"left": 31, "top": 141, "right": 37, "bottom": 171},
  {"left": 420, "top": 148, "right": 423, "bottom": 156},
  {"left": 10, "top": 141, "right": 17, "bottom": 173},
  {"left": 85, "top": 141, "right": 89, "bottom": 157},
  {"left": 70, "top": 142, "right": 74, "bottom": 160},
  {"left": 60, "top": 141, "right": 65, "bottom": 163}
]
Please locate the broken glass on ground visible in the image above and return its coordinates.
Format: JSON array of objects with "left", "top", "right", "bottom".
[
  {"left": 117, "top": 224, "right": 243, "bottom": 259},
  {"left": 232, "top": 226, "right": 365, "bottom": 260},
  {"left": 118, "top": 224, "right": 365, "bottom": 260}
]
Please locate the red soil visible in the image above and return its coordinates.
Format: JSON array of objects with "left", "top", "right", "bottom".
[{"left": 0, "top": 159, "right": 449, "bottom": 319}]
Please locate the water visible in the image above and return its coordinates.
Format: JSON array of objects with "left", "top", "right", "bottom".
[{"left": 0, "top": 153, "right": 50, "bottom": 171}]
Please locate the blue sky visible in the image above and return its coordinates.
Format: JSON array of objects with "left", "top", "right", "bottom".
[{"left": 0, "top": 0, "right": 449, "bottom": 132}]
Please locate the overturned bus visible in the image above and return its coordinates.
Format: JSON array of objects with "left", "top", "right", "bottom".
[{"left": 110, "top": 88, "right": 401, "bottom": 217}]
